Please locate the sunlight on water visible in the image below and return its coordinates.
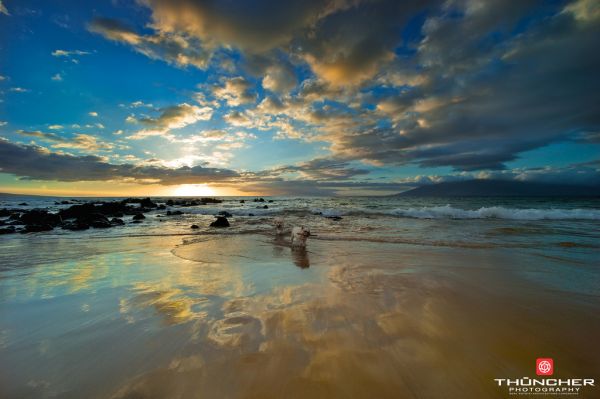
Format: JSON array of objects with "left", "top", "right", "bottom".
[{"left": 1, "top": 230, "right": 599, "bottom": 398}]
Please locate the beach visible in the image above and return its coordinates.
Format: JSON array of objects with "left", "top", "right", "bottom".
[{"left": 1, "top": 195, "right": 599, "bottom": 398}]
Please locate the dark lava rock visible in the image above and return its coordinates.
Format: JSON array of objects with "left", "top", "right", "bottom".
[
  {"left": 9, "top": 213, "right": 21, "bottom": 220},
  {"left": 166, "top": 199, "right": 175, "bottom": 206},
  {"left": 132, "top": 213, "right": 145, "bottom": 220},
  {"left": 326, "top": 216, "right": 343, "bottom": 221},
  {"left": 62, "top": 221, "right": 90, "bottom": 231},
  {"left": 268, "top": 200, "right": 274, "bottom": 203},
  {"left": 157, "top": 204, "right": 166, "bottom": 210},
  {"left": 90, "top": 220, "right": 111, "bottom": 228},
  {"left": 190, "top": 224, "right": 199, "bottom": 229},
  {"left": 210, "top": 216, "right": 230, "bottom": 228},
  {"left": 111, "top": 218, "right": 125, "bottom": 225},
  {"left": 19, "top": 202, "right": 28, "bottom": 206},
  {"left": 0, "top": 209, "right": 12, "bottom": 217},
  {"left": 240, "top": 200, "right": 245, "bottom": 203},
  {"left": 257, "top": 205, "right": 268, "bottom": 209},
  {"left": 200, "top": 197, "right": 222, "bottom": 204},
  {"left": 166, "top": 210, "right": 183, "bottom": 216},
  {"left": 253, "top": 198, "right": 265, "bottom": 202},
  {"left": 20, "top": 210, "right": 62, "bottom": 227},
  {"left": 139, "top": 198, "right": 157, "bottom": 208},
  {"left": 0, "top": 226, "right": 16, "bottom": 234},
  {"left": 248, "top": 213, "right": 255, "bottom": 216},
  {"left": 22, "top": 224, "right": 53, "bottom": 233},
  {"left": 218, "top": 211, "right": 233, "bottom": 217}
]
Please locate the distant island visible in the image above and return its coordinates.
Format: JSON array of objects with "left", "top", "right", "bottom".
[{"left": 397, "top": 179, "right": 600, "bottom": 197}]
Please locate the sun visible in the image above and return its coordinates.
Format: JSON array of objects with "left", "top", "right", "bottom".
[{"left": 172, "top": 184, "right": 217, "bottom": 197}]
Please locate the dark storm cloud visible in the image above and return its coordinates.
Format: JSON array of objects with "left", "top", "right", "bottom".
[
  {"left": 321, "top": 0, "right": 600, "bottom": 171},
  {"left": 0, "top": 139, "right": 239, "bottom": 184}
]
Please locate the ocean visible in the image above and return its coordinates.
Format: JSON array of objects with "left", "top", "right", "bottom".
[{"left": 1, "top": 194, "right": 599, "bottom": 398}]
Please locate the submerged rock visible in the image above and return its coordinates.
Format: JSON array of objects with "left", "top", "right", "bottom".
[
  {"left": 326, "top": 216, "right": 343, "bottom": 221},
  {"left": 190, "top": 224, "right": 199, "bottom": 229},
  {"left": 210, "top": 216, "right": 230, "bottom": 228},
  {"left": 111, "top": 218, "right": 125, "bottom": 225},
  {"left": 166, "top": 210, "right": 183, "bottom": 216}
]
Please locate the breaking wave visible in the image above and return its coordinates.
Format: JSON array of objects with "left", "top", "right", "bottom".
[{"left": 389, "top": 205, "right": 600, "bottom": 220}]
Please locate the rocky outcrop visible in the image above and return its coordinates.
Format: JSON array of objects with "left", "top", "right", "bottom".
[{"left": 210, "top": 216, "right": 230, "bottom": 227}]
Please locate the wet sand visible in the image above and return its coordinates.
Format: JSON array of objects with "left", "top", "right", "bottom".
[{"left": 0, "top": 234, "right": 599, "bottom": 398}]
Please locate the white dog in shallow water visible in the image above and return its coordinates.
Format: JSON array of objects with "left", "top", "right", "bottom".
[
  {"left": 291, "top": 226, "right": 311, "bottom": 247},
  {"left": 274, "top": 217, "right": 285, "bottom": 236}
]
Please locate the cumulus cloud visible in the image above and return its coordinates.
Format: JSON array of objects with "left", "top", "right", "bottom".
[
  {"left": 212, "top": 77, "right": 256, "bottom": 106},
  {"left": 130, "top": 103, "right": 213, "bottom": 139}
]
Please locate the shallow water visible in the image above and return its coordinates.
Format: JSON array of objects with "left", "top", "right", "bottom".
[{"left": 1, "top": 195, "right": 599, "bottom": 398}]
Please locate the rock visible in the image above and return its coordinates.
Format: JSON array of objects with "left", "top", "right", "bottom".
[
  {"left": 210, "top": 216, "right": 230, "bottom": 228},
  {"left": 268, "top": 200, "right": 274, "bottom": 203},
  {"left": 0, "top": 208, "right": 11, "bottom": 217},
  {"left": 19, "top": 202, "right": 28, "bottom": 206},
  {"left": 0, "top": 226, "right": 16, "bottom": 234},
  {"left": 200, "top": 197, "right": 222, "bottom": 204},
  {"left": 157, "top": 204, "right": 166, "bottom": 210},
  {"left": 166, "top": 210, "right": 183, "bottom": 216},
  {"left": 218, "top": 211, "right": 233, "bottom": 217},
  {"left": 190, "top": 224, "right": 199, "bottom": 229},
  {"left": 139, "top": 198, "right": 157, "bottom": 208},
  {"left": 62, "top": 221, "right": 90, "bottom": 231},
  {"left": 257, "top": 205, "right": 268, "bottom": 209},
  {"left": 132, "top": 213, "right": 145, "bottom": 220},
  {"left": 166, "top": 199, "right": 175, "bottom": 206},
  {"left": 326, "top": 216, "right": 343, "bottom": 221},
  {"left": 240, "top": 200, "right": 245, "bottom": 203},
  {"left": 253, "top": 198, "right": 265, "bottom": 202},
  {"left": 132, "top": 220, "right": 143, "bottom": 224},
  {"left": 22, "top": 224, "right": 53, "bottom": 233},
  {"left": 111, "top": 218, "right": 125, "bottom": 225},
  {"left": 9, "top": 213, "right": 21, "bottom": 221},
  {"left": 248, "top": 213, "right": 255, "bottom": 216},
  {"left": 20, "top": 210, "right": 62, "bottom": 227}
]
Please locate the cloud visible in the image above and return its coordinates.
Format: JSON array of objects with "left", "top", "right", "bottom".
[
  {"left": 17, "top": 130, "right": 114, "bottom": 151},
  {"left": 0, "top": 1, "right": 9, "bottom": 16},
  {"left": 88, "top": 17, "right": 211, "bottom": 69},
  {"left": 51, "top": 73, "right": 63, "bottom": 81},
  {"left": 0, "top": 138, "right": 239, "bottom": 185},
  {"left": 130, "top": 103, "right": 213, "bottom": 139},
  {"left": 51, "top": 49, "right": 90, "bottom": 57},
  {"left": 0, "top": 121, "right": 7, "bottom": 126},
  {"left": 262, "top": 63, "right": 296, "bottom": 94},
  {"left": 212, "top": 77, "right": 256, "bottom": 106}
]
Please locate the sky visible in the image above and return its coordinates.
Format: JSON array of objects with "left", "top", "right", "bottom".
[{"left": 0, "top": 0, "right": 599, "bottom": 196}]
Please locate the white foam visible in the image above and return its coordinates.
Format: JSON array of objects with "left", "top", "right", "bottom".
[{"left": 390, "top": 205, "right": 600, "bottom": 220}]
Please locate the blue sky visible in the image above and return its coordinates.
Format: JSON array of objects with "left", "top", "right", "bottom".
[{"left": 0, "top": 0, "right": 598, "bottom": 196}]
